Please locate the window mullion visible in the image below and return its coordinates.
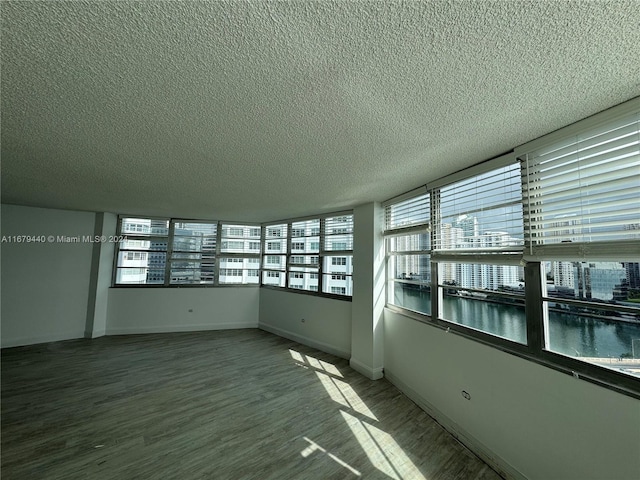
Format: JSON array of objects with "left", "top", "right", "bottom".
[
  {"left": 285, "top": 222, "right": 292, "bottom": 289},
  {"left": 319, "top": 218, "right": 325, "bottom": 294},
  {"left": 165, "top": 221, "right": 176, "bottom": 286},
  {"left": 431, "top": 261, "right": 439, "bottom": 320},
  {"left": 524, "top": 262, "right": 545, "bottom": 355},
  {"left": 214, "top": 221, "right": 222, "bottom": 286}
]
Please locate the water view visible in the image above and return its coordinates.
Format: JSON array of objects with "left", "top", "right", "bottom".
[{"left": 393, "top": 287, "right": 640, "bottom": 361}]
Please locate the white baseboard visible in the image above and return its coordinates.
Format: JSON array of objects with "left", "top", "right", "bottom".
[
  {"left": 1, "top": 330, "right": 85, "bottom": 348},
  {"left": 349, "top": 357, "right": 384, "bottom": 380},
  {"left": 385, "top": 371, "right": 526, "bottom": 480},
  {"left": 85, "top": 329, "right": 106, "bottom": 339},
  {"left": 106, "top": 322, "right": 258, "bottom": 336},
  {"left": 259, "top": 322, "right": 350, "bottom": 359}
]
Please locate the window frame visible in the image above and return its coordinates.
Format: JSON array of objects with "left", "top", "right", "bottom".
[
  {"left": 383, "top": 98, "right": 640, "bottom": 399},
  {"left": 261, "top": 211, "right": 353, "bottom": 300},
  {"left": 113, "top": 217, "right": 261, "bottom": 288}
]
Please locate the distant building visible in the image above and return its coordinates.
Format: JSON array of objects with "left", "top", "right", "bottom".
[
  {"left": 573, "top": 262, "right": 626, "bottom": 301},
  {"left": 553, "top": 261, "right": 575, "bottom": 288}
]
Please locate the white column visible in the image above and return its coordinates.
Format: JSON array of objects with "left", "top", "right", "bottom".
[
  {"left": 85, "top": 212, "right": 117, "bottom": 338},
  {"left": 350, "top": 202, "right": 385, "bottom": 380}
]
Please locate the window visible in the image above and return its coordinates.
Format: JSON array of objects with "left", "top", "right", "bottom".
[
  {"left": 383, "top": 98, "right": 640, "bottom": 396},
  {"left": 384, "top": 191, "right": 432, "bottom": 314},
  {"left": 221, "top": 240, "right": 244, "bottom": 250},
  {"left": 518, "top": 106, "right": 640, "bottom": 378},
  {"left": 262, "top": 223, "right": 287, "bottom": 286},
  {"left": 262, "top": 213, "right": 353, "bottom": 297},
  {"left": 220, "top": 268, "right": 242, "bottom": 276},
  {"left": 218, "top": 224, "right": 262, "bottom": 284},
  {"left": 266, "top": 241, "right": 283, "bottom": 252},
  {"left": 263, "top": 269, "right": 285, "bottom": 287},
  {"left": 227, "top": 227, "right": 244, "bottom": 237},
  {"left": 114, "top": 218, "right": 261, "bottom": 286},
  {"left": 169, "top": 221, "right": 217, "bottom": 285},
  {"left": 291, "top": 242, "right": 305, "bottom": 251},
  {"left": 385, "top": 163, "right": 526, "bottom": 342},
  {"left": 115, "top": 218, "right": 169, "bottom": 285},
  {"left": 433, "top": 161, "right": 526, "bottom": 343},
  {"left": 126, "top": 252, "right": 147, "bottom": 261},
  {"left": 324, "top": 216, "right": 354, "bottom": 252}
]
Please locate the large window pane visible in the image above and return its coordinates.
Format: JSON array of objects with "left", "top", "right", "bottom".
[
  {"left": 289, "top": 267, "right": 319, "bottom": 292},
  {"left": 217, "top": 257, "right": 259, "bottom": 285},
  {"left": 261, "top": 215, "right": 353, "bottom": 298},
  {"left": 263, "top": 270, "right": 285, "bottom": 287},
  {"left": 434, "top": 163, "right": 523, "bottom": 252},
  {"left": 322, "top": 274, "right": 352, "bottom": 296},
  {"left": 390, "top": 281, "right": 431, "bottom": 316},
  {"left": 170, "top": 221, "right": 217, "bottom": 285},
  {"left": 116, "top": 267, "right": 165, "bottom": 285},
  {"left": 438, "top": 262, "right": 527, "bottom": 344},
  {"left": 544, "top": 260, "right": 640, "bottom": 376},
  {"left": 115, "top": 218, "right": 169, "bottom": 285},
  {"left": 389, "top": 253, "right": 431, "bottom": 315}
]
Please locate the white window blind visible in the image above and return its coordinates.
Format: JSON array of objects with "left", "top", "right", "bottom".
[
  {"left": 324, "top": 215, "right": 354, "bottom": 251},
  {"left": 433, "top": 163, "right": 524, "bottom": 255},
  {"left": 383, "top": 192, "right": 430, "bottom": 235},
  {"left": 520, "top": 111, "right": 640, "bottom": 260}
]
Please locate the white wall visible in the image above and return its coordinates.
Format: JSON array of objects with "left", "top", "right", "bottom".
[
  {"left": 1, "top": 204, "right": 96, "bottom": 347},
  {"left": 384, "top": 309, "right": 640, "bottom": 480},
  {"left": 259, "top": 288, "right": 352, "bottom": 358},
  {"left": 107, "top": 287, "right": 259, "bottom": 334}
]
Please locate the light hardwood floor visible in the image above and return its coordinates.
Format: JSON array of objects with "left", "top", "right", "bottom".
[{"left": 2, "top": 329, "right": 502, "bottom": 480}]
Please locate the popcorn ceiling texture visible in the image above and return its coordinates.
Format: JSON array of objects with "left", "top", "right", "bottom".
[{"left": 2, "top": 1, "right": 639, "bottom": 222}]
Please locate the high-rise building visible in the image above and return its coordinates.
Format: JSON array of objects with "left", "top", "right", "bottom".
[{"left": 573, "top": 262, "right": 627, "bottom": 301}]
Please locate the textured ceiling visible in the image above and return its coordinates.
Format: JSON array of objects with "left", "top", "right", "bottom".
[{"left": 2, "top": 1, "right": 640, "bottom": 223}]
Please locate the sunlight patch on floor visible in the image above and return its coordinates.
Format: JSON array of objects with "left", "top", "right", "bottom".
[
  {"left": 318, "top": 359, "right": 343, "bottom": 377},
  {"left": 315, "top": 371, "right": 378, "bottom": 421},
  {"left": 288, "top": 349, "right": 344, "bottom": 378},
  {"left": 292, "top": 346, "right": 428, "bottom": 479},
  {"left": 300, "top": 436, "right": 361, "bottom": 476},
  {"left": 340, "top": 410, "right": 427, "bottom": 480},
  {"left": 332, "top": 377, "right": 378, "bottom": 421},
  {"left": 316, "top": 371, "right": 350, "bottom": 409},
  {"left": 289, "top": 349, "right": 304, "bottom": 363}
]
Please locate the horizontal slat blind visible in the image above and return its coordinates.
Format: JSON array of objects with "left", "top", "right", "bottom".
[
  {"left": 324, "top": 214, "right": 354, "bottom": 251},
  {"left": 384, "top": 193, "right": 430, "bottom": 233},
  {"left": 433, "top": 163, "right": 523, "bottom": 253},
  {"left": 521, "top": 111, "right": 640, "bottom": 257}
]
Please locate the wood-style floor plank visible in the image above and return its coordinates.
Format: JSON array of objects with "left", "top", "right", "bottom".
[{"left": 2, "top": 329, "right": 502, "bottom": 480}]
